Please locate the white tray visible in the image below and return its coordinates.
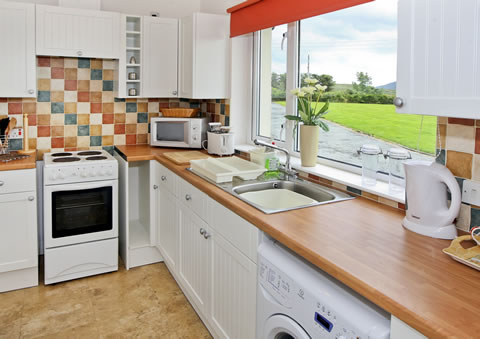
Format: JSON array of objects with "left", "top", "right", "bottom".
[{"left": 190, "top": 157, "right": 266, "bottom": 183}]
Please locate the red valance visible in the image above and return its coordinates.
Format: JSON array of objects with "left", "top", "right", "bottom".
[{"left": 227, "top": 0, "right": 374, "bottom": 37}]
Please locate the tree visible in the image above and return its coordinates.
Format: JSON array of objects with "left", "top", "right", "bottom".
[
  {"left": 352, "top": 71, "right": 380, "bottom": 94},
  {"left": 300, "top": 73, "right": 336, "bottom": 92}
]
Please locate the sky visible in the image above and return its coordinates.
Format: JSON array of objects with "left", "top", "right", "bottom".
[{"left": 270, "top": 0, "right": 398, "bottom": 87}]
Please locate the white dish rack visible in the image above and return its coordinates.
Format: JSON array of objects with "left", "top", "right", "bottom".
[{"left": 190, "top": 157, "right": 266, "bottom": 183}]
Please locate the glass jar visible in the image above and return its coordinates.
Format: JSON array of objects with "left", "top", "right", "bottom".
[
  {"left": 385, "top": 148, "right": 411, "bottom": 193},
  {"left": 358, "top": 144, "right": 382, "bottom": 186}
]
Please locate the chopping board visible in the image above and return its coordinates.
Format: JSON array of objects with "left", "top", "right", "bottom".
[{"left": 163, "top": 151, "right": 211, "bottom": 165}]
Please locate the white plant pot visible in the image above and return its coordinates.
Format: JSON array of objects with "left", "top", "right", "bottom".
[{"left": 300, "top": 125, "right": 319, "bottom": 167}]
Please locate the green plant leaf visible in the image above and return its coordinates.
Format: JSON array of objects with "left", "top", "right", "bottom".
[{"left": 284, "top": 115, "right": 302, "bottom": 121}]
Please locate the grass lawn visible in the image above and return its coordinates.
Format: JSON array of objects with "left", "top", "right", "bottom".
[{"left": 275, "top": 101, "right": 437, "bottom": 154}]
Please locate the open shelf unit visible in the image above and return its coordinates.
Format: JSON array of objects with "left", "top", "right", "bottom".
[
  {"left": 115, "top": 15, "right": 142, "bottom": 98},
  {"left": 114, "top": 151, "right": 162, "bottom": 270}
]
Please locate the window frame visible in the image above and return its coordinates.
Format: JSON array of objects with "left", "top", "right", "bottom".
[{"left": 251, "top": 18, "right": 404, "bottom": 181}]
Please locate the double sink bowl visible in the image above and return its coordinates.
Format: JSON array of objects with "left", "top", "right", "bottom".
[{"left": 189, "top": 168, "right": 354, "bottom": 214}]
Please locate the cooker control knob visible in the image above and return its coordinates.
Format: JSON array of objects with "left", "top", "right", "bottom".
[
  {"left": 106, "top": 167, "right": 113, "bottom": 175},
  {"left": 100, "top": 168, "right": 106, "bottom": 176},
  {"left": 81, "top": 170, "right": 88, "bottom": 178},
  {"left": 58, "top": 171, "right": 65, "bottom": 179},
  {"left": 89, "top": 170, "right": 95, "bottom": 177}
]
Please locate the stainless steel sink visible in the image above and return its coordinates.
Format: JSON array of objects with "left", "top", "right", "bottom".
[
  {"left": 231, "top": 179, "right": 354, "bottom": 214},
  {"left": 188, "top": 168, "right": 354, "bottom": 214}
]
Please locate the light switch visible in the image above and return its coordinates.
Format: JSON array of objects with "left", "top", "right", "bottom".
[{"left": 462, "top": 180, "right": 480, "bottom": 205}]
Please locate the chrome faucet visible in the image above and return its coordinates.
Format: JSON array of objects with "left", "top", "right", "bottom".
[{"left": 253, "top": 139, "right": 297, "bottom": 179}]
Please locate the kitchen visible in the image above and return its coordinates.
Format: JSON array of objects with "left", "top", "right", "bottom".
[{"left": 1, "top": 0, "right": 480, "bottom": 338}]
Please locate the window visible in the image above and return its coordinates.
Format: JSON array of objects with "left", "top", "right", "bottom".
[{"left": 254, "top": 0, "right": 436, "bottom": 173}]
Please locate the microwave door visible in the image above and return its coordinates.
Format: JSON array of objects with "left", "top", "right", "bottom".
[{"left": 156, "top": 121, "right": 189, "bottom": 147}]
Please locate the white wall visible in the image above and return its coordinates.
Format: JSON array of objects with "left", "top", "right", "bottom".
[{"left": 200, "top": 0, "right": 237, "bottom": 14}]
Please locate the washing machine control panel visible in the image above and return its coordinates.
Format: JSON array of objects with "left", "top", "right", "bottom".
[{"left": 259, "top": 255, "right": 378, "bottom": 339}]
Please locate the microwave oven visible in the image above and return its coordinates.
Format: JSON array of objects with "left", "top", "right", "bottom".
[{"left": 150, "top": 117, "right": 207, "bottom": 148}]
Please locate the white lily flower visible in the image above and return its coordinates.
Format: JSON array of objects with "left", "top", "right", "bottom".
[
  {"left": 297, "top": 90, "right": 306, "bottom": 97},
  {"left": 290, "top": 88, "right": 300, "bottom": 96},
  {"left": 302, "top": 86, "right": 316, "bottom": 95},
  {"left": 304, "top": 78, "right": 318, "bottom": 85},
  {"left": 316, "top": 84, "right": 327, "bottom": 91}
]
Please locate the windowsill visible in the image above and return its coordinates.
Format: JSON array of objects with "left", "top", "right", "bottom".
[{"left": 235, "top": 144, "right": 405, "bottom": 204}]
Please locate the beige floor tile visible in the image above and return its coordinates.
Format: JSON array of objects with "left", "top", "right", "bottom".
[{"left": 0, "top": 261, "right": 211, "bottom": 338}]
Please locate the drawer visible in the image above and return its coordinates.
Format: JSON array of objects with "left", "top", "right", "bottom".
[
  {"left": 159, "top": 165, "right": 176, "bottom": 195},
  {"left": 208, "top": 198, "right": 258, "bottom": 263},
  {"left": 0, "top": 169, "right": 36, "bottom": 194},
  {"left": 44, "top": 238, "right": 118, "bottom": 284},
  {"left": 177, "top": 177, "right": 207, "bottom": 220}
]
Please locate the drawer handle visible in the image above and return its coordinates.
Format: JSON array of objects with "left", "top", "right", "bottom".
[
  {"left": 199, "top": 228, "right": 206, "bottom": 235},
  {"left": 28, "top": 196, "right": 35, "bottom": 201},
  {"left": 153, "top": 185, "right": 158, "bottom": 190},
  {"left": 203, "top": 232, "right": 211, "bottom": 240},
  {"left": 0, "top": 181, "right": 3, "bottom": 187},
  {"left": 161, "top": 176, "right": 166, "bottom": 181},
  {"left": 77, "top": 50, "right": 83, "bottom": 56},
  {"left": 28, "top": 89, "right": 34, "bottom": 94},
  {"left": 185, "top": 194, "right": 192, "bottom": 201}
]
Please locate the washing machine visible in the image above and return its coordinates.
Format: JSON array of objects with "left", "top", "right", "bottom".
[{"left": 257, "top": 234, "right": 391, "bottom": 339}]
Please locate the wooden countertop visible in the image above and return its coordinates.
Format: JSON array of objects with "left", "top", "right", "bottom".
[
  {"left": 0, "top": 152, "right": 36, "bottom": 171},
  {"left": 115, "top": 145, "right": 480, "bottom": 339}
]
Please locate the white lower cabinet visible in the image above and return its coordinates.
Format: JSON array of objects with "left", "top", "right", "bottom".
[
  {"left": 209, "top": 231, "right": 257, "bottom": 339},
  {"left": 157, "top": 187, "right": 178, "bottom": 271},
  {"left": 0, "top": 169, "right": 38, "bottom": 292},
  {"left": 153, "top": 162, "right": 257, "bottom": 339},
  {"left": 178, "top": 202, "right": 211, "bottom": 315}
]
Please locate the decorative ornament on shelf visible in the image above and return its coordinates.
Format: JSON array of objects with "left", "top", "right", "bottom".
[
  {"left": 18, "top": 113, "right": 35, "bottom": 155},
  {"left": 285, "top": 78, "right": 329, "bottom": 167}
]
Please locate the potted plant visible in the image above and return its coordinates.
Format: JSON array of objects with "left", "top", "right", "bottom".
[{"left": 285, "top": 78, "right": 329, "bottom": 167}]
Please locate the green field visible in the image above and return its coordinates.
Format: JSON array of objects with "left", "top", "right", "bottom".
[{"left": 276, "top": 101, "right": 437, "bottom": 154}]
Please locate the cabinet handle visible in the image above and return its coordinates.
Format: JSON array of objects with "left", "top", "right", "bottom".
[
  {"left": 28, "top": 196, "right": 35, "bottom": 201},
  {"left": 172, "top": 90, "right": 178, "bottom": 96},
  {"left": 77, "top": 50, "right": 83, "bottom": 56},
  {"left": 203, "top": 232, "right": 211, "bottom": 240},
  {"left": 185, "top": 194, "right": 192, "bottom": 201},
  {"left": 393, "top": 97, "right": 404, "bottom": 108},
  {"left": 153, "top": 185, "right": 158, "bottom": 190},
  {"left": 199, "top": 228, "right": 206, "bottom": 235},
  {"left": 0, "top": 181, "right": 3, "bottom": 187},
  {"left": 28, "top": 89, "right": 34, "bottom": 95},
  {"left": 161, "top": 176, "right": 166, "bottom": 181}
]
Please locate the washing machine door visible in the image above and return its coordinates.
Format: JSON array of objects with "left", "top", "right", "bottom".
[{"left": 263, "top": 314, "right": 311, "bottom": 339}]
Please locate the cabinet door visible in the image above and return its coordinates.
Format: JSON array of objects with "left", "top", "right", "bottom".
[
  {"left": 178, "top": 203, "right": 210, "bottom": 314},
  {"left": 0, "top": 1, "right": 36, "bottom": 98},
  {"left": 209, "top": 231, "right": 257, "bottom": 339},
  {"left": 178, "top": 15, "right": 194, "bottom": 98},
  {"left": 0, "top": 191, "right": 37, "bottom": 273},
  {"left": 143, "top": 17, "right": 178, "bottom": 98},
  {"left": 36, "top": 5, "right": 120, "bottom": 58},
  {"left": 157, "top": 186, "right": 178, "bottom": 272},
  {"left": 397, "top": 0, "right": 480, "bottom": 118}
]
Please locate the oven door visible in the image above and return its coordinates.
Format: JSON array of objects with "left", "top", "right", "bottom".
[
  {"left": 152, "top": 119, "right": 191, "bottom": 148},
  {"left": 44, "top": 180, "right": 118, "bottom": 248}
]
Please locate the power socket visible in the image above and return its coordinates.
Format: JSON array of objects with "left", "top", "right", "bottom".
[
  {"left": 462, "top": 179, "right": 480, "bottom": 206},
  {"left": 8, "top": 128, "right": 23, "bottom": 139}
]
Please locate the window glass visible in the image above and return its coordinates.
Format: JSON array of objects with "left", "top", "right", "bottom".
[
  {"left": 293, "top": 0, "right": 436, "bottom": 169},
  {"left": 257, "top": 24, "right": 288, "bottom": 142}
]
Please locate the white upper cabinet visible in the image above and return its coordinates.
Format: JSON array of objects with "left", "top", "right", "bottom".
[
  {"left": 143, "top": 17, "right": 178, "bottom": 98},
  {"left": 0, "top": 1, "right": 36, "bottom": 98},
  {"left": 396, "top": 0, "right": 480, "bottom": 118},
  {"left": 36, "top": 5, "right": 120, "bottom": 59},
  {"left": 179, "top": 13, "right": 230, "bottom": 99}
]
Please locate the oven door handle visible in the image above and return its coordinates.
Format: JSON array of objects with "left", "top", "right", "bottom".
[{"left": 46, "top": 180, "right": 117, "bottom": 192}]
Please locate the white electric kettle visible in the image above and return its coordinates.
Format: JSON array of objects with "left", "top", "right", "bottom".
[{"left": 402, "top": 160, "right": 460, "bottom": 239}]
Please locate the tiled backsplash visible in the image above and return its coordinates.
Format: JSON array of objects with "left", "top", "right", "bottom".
[
  {"left": 436, "top": 117, "right": 480, "bottom": 232},
  {"left": 0, "top": 56, "right": 230, "bottom": 160}
]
